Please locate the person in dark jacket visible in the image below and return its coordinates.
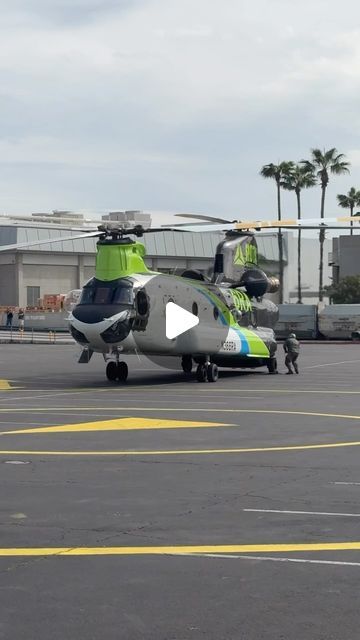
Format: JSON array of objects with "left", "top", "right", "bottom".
[
  {"left": 6, "top": 308, "right": 13, "bottom": 329},
  {"left": 283, "top": 332, "right": 300, "bottom": 374}
]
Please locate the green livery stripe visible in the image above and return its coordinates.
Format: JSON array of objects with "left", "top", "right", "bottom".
[
  {"left": 194, "top": 285, "right": 270, "bottom": 358},
  {"left": 235, "top": 327, "right": 270, "bottom": 357}
]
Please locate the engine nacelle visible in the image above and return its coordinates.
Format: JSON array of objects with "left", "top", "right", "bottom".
[{"left": 236, "top": 269, "right": 279, "bottom": 298}]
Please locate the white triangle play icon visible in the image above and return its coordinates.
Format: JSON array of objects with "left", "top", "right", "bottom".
[{"left": 166, "top": 302, "right": 199, "bottom": 339}]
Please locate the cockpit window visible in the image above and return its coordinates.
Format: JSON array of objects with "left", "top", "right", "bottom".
[
  {"left": 113, "top": 286, "right": 134, "bottom": 304},
  {"left": 79, "top": 282, "right": 133, "bottom": 305}
]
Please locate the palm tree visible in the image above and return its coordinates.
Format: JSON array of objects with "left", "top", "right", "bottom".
[
  {"left": 281, "top": 165, "right": 317, "bottom": 303},
  {"left": 337, "top": 187, "right": 360, "bottom": 236},
  {"left": 260, "top": 161, "right": 294, "bottom": 303},
  {"left": 301, "top": 148, "right": 350, "bottom": 301}
]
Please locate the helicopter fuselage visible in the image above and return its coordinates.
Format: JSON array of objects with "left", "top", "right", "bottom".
[{"left": 68, "top": 271, "right": 278, "bottom": 369}]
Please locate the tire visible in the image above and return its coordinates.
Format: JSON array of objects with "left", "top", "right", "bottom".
[
  {"left": 106, "top": 361, "right": 118, "bottom": 381},
  {"left": 267, "top": 357, "right": 278, "bottom": 374},
  {"left": 196, "top": 363, "right": 207, "bottom": 382},
  {"left": 206, "top": 363, "right": 219, "bottom": 383},
  {"left": 117, "top": 361, "right": 128, "bottom": 383}
]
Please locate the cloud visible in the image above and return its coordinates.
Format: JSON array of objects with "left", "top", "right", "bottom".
[{"left": 0, "top": 0, "right": 360, "bottom": 218}]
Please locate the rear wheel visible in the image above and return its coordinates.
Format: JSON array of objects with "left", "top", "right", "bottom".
[
  {"left": 206, "top": 363, "right": 219, "bottom": 382},
  {"left": 196, "top": 363, "right": 207, "bottom": 383},
  {"left": 106, "top": 361, "right": 118, "bottom": 381},
  {"left": 267, "top": 357, "right": 278, "bottom": 374}
]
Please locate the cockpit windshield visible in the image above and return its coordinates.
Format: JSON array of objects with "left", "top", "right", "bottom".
[{"left": 79, "top": 280, "right": 134, "bottom": 305}]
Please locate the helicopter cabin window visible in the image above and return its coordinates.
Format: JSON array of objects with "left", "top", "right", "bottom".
[
  {"left": 79, "top": 282, "right": 133, "bottom": 305},
  {"left": 79, "top": 287, "right": 95, "bottom": 304},
  {"left": 94, "top": 287, "right": 111, "bottom": 304},
  {"left": 113, "top": 286, "right": 134, "bottom": 305}
]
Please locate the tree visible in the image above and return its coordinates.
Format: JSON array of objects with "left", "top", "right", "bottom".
[
  {"left": 260, "top": 161, "right": 294, "bottom": 303},
  {"left": 337, "top": 187, "right": 360, "bottom": 236},
  {"left": 325, "top": 275, "right": 360, "bottom": 304},
  {"left": 281, "top": 165, "right": 317, "bottom": 303},
  {"left": 301, "top": 148, "right": 350, "bottom": 301}
]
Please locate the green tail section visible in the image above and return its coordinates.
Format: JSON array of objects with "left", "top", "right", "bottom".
[{"left": 95, "top": 242, "right": 150, "bottom": 281}]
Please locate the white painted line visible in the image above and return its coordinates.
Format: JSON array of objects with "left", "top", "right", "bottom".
[
  {"left": 243, "top": 508, "right": 360, "bottom": 517},
  {"left": 185, "top": 553, "right": 360, "bottom": 567},
  {"left": 333, "top": 482, "right": 360, "bottom": 486},
  {"left": 303, "top": 359, "right": 360, "bottom": 369}
]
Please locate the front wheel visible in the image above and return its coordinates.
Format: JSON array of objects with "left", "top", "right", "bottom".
[
  {"left": 106, "top": 361, "right": 118, "bottom": 381},
  {"left": 117, "top": 361, "right": 128, "bottom": 383}
]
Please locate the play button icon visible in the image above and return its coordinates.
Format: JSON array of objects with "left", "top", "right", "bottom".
[{"left": 166, "top": 302, "right": 199, "bottom": 339}]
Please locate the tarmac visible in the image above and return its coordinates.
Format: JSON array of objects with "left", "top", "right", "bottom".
[{"left": 0, "top": 342, "right": 360, "bottom": 639}]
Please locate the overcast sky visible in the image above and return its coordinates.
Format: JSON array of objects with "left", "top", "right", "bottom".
[{"left": 1, "top": 0, "right": 360, "bottom": 225}]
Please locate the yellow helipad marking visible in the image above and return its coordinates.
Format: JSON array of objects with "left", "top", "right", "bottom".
[
  {"left": 1, "top": 542, "right": 360, "bottom": 556},
  {"left": 2, "top": 439, "right": 360, "bottom": 456},
  {"left": 0, "top": 417, "right": 227, "bottom": 436},
  {"left": 0, "top": 380, "right": 14, "bottom": 390}
]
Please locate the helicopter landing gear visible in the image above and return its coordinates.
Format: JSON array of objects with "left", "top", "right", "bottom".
[
  {"left": 181, "top": 355, "right": 193, "bottom": 374},
  {"left": 196, "top": 363, "right": 207, "bottom": 382},
  {"left": 106, "top": 360, "right": 128, "bottom": 382},
  {"left": 267, "top": 357, "right": 278, "bottom": 374},
  {"left": 196, "top": 361, "right": 219, "bottom": 383}
]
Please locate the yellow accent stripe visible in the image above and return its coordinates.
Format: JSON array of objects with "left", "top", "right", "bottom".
[
  {"left": 1, "top": 542, "right": 360, "bottom": 556},
  {"left": 2, "top": 439, "right": 360, "bottom": 456},
  {"left": 0, "top": 417, "right": 227, "bottom": 436}
]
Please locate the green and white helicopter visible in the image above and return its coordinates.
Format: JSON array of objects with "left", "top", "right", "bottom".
[{"left": 1, "top": 213, "right": 358, "bottom": 383}]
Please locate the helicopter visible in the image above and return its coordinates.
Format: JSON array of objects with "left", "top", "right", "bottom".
[{"left": 0, "top": 213, "right": 359, "bottom": 383}]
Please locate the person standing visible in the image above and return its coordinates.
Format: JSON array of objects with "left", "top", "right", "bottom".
[
  {"left": 283, "top": 332, "right": 300, "bottom": 374},
  {"left": 6, "top": 308, "right": 13, "bottom": 329},
  {"left": 18, "top": 308, "right": 25, "bottom": 332}
]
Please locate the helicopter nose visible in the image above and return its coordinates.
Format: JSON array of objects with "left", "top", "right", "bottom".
[{"left": 100, "top": 310, "right": 132, "bottom": 344}]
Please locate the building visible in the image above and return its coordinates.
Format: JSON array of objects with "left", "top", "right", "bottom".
[{"left": 329, "top": 235, "right": 360, "bottom": 285}]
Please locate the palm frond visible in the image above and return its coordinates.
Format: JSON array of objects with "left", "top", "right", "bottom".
[{"left": 331, "top": 161, "right": 350, "bottom": 175}]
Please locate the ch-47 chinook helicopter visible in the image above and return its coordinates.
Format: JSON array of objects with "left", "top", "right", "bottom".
[{"left": 0, "top": 213, "right": 359, "bottom": 383}]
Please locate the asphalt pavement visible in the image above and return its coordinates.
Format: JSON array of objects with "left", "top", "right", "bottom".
[{"left": 0, "top": 343, "right": 360, "bottom": 639}]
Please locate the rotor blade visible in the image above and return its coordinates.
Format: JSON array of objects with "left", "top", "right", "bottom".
[
  {"left": 165, "top": 223, "right": 240, "bottom": 233},
  {"left": 0, "top": 230, "right": 101, "bottom": 252},
  {"left": 174, "top": 213, "right": 233, "bottom": 224},
  {"left": 233, "top": 216, "right": 360, "bottom": 230},
  {"left": 170, "top": 215, "right": 360, "bottom": 233},
  {"left": 0, "top": 214, "right": 103, "bottom": 226}
]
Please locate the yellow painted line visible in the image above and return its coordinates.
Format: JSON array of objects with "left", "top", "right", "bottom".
[
  {"left": 0, "top": 407, "right": 359, "bottom": 421},
  {"left": 0, "top": 417, "right": 228, "bottom": 436},
  {"left": 2, "top": 439, "right": 360, "bottom": 456},
  {"left": 3, "top": 387, "right": 360, "bottom": 396},
  {"left": 1, "top": 542, "right": 360, "bottom": 556},
  {"left": 0, "top": 380, "right": 15, "bottom": 390}
]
